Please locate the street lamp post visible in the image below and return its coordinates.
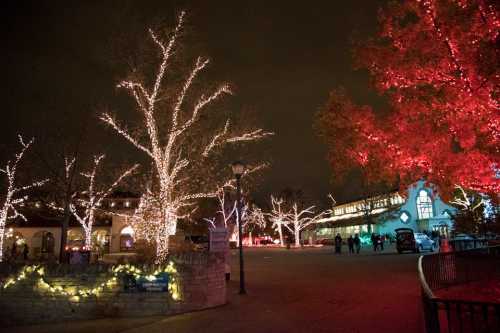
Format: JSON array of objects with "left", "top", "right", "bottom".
[{"left": 231, "top": 161, "right": 246, "bottom": 295}]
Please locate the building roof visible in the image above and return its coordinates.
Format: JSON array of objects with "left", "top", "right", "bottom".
[
  {"left": 317, "top": 210, "right": 394, "bottom": 228},
  {"left": 8, "top": 209, "right": 112, "bottom": 228},
  {"left": 319, "top": 192, "right": 404, "bottom": 225}
]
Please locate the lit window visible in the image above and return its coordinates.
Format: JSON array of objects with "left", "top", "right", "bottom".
[
  {"left": 120, "top": 226, "right": 134, "bottom": 251},
  {"left": 400, "top": 211, "right": 410, "bottom": 223},
  {"left": 121, "top": 226, "right": 134, "bottom": 236},
  {"left": 416, "top": 190, "right": 433, "bottom": 219}
]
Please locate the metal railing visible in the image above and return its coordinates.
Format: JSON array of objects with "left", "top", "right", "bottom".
[
  {"left": 418, "top": 246, "right": 500, "bottom": 333},
  {"left": 448, "top": 239, "right": 489, "bottom": 252}
]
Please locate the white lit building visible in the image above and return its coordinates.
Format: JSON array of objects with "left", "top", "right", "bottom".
[
  {"left": 311, "top": 181, "right": 457, "bottom": 240},
  {"left": 3, "top": 196, "right": 139, "bottom": 260}
]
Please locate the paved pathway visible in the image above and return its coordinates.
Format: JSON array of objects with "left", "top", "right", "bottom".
[{"left": 9, "top": 246, "right": 425, "bottom": 333}]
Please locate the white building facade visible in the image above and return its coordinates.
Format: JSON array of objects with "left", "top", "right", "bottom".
[
  {"left": 3, "top": 198, "right": 138, "bottom": 261},
  {"left": 312, "top": 181, "right": 457, "bottom": 241}
]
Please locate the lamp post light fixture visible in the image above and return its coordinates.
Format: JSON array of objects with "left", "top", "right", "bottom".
[{"left": 231, "top": 161, "right": 246, "bottom": 295}]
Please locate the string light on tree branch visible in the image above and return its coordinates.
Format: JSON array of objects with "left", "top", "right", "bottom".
[
  {"left": 100, "top": 11, "right": 273, "bottom": 262},
  {"left": 0, "top": 136, "right": 48, "bottom": 262}
]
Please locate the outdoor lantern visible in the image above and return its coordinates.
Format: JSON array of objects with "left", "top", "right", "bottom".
[{"left": 231, "top": 161, "right": 245, "bottom": 178}]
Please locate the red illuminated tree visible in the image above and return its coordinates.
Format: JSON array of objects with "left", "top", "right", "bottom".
[{"left": 318, "top": 0, "right": 499, "bottom": 198}]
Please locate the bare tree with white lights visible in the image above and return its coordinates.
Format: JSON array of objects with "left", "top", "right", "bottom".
[
  {"left": 284, "top": 203, "right": 329, "bottom": 247},
  {"left": 267, "top": 196, "right": 290, "bottom": 247},
  {"left": 0, "top": 136, "right": 48, "bottom": 262},
  {"left": 62, "top": 156, "right": 137, "bottom": 249},
  {"left": 101, "top": 11, "right": 272, "bottom": 261}
]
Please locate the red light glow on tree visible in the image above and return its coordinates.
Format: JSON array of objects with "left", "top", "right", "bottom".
[{"left": 318, "top": 0, "right": 499, "bottom": 198}]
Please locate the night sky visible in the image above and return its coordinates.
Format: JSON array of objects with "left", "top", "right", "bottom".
[{"left": 2, "top": 0, "right": 387, "bottom": 205}]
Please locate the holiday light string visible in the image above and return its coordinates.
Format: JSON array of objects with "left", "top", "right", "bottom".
[
  {"left": 49, "top": 155, "right": 138, "bottom": 250},
  {"left": 283, "top": 203, "right": 331, "bottom": 248},
  {"left": 1, "top": 261, "right": 180, "bottom": 302},
  {"left": 267, "top": 196, "right": 289, "bottom": 247},
  {"left": 100, "top": 10, "right": 273, "bottom": 262},
  {"left": 0, "top": 136, "right": 49, "bottom": 262}
]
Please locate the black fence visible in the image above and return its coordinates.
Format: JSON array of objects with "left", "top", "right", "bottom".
[
  {"left": 448, "top": 239, "right": 489, "bottom": 252},
  {"left": 418, "top": 246, "right": 500, "bottom": 333}
]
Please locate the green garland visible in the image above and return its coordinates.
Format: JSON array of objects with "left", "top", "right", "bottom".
[{"left": 1, "top": 262, "right": 180, "bottom": 302}]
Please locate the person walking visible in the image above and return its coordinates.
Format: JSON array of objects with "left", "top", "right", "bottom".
[
  {"left": 354, "top": 234, "right": 361, "bottom": 254},
  {"left": 334, "top": 233, "right": 342, "bottom": 254},
  {"left": 23, "top": 243, "right": 29, "bottom": 261},
  {"left": 380, "top": 235, "right": 385, "bottom": 251},
  {"left": 347, "top": 235, "right": 354, "bottom": 254},
  {"left": 11, "top": 242, "right": 17, "bottom": 260},
  {"left": 371, "top": 233, "right": 377, "bottom": 252}
]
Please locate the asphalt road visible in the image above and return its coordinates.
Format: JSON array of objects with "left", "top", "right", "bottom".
[{"left": 10, "top": 246, "right": 425, "bottom": 333}]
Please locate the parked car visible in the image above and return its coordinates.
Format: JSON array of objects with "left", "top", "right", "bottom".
[
  {"left": 259, "top": 239, "right": 274, "bottom": 246},
  {"left": 452, "top": 233, "right": 476, "bottom": 241},
  {"left": 395, "top": 228, "right": 417, "bottom": 254},
  {"left": 317, "top": 238, "right": 335, "bottom": 246},
  {"left": 414, "top": 233, "right": 435, "bottom": 252},
  {"left": 450, "top": 233, "right": 486, "bottom": 250}
]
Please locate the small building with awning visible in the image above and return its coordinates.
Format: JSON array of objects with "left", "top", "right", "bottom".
[{"left": 308, "top": 181, "right": 456, "bottom": 242}]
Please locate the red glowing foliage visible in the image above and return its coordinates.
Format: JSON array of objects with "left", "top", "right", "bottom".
[{"left": 318, "top": 0, "right": 500, "bottom": 199}]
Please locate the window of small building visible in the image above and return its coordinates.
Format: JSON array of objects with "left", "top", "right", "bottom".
[
  {"left": 416, "top": 190, "right": 434, "bottom": 219},
  {"left": 120, "top": 226, "right": 135, "bottom": 252}
]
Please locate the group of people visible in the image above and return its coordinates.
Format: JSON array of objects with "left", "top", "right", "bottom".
[
  {"left": 334, "top": 233, "right": 361, "bottom": 254},
  {"left": 332, "top": 232, "right": 391, "bottom": 254},
  {"left": 5, "top": 242, "right": 30, "bottom": 261}
]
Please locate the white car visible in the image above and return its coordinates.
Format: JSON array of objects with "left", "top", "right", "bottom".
[
  {"left": 414, "top": 233, "right": 435, "bottom": 252},
  {"left": 452, "top": 233, "right": 476, "bottom": 241}
]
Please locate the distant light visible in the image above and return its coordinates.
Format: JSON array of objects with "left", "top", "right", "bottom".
[
  {"left": 110, "top": 202, "right": 116, "bottom": 207},
  {"left": 125, "top": 201, "right": 130, "bottom": 207},
  {"left": 121, "top": 226, "right": 134, "bottom": 236}
]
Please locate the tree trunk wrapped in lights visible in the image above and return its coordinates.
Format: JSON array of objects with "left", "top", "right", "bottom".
[
  {"left": 101, "top": 11, "right": 272, "bottom": 262},
  {"left": 0, "top": 136, "right": 48, "bottom": 262},
  {"left": 205, "top": 189, "right": 266, "bottom": 246},
  {"left": 267, "top": 196, "right": 290, "bottom": 247},
  {"left": 203, "top": 188, "right": 237, "bottom": 232},
  {"left": 284, "top": 203, "right": 329, "bottom": 248}
]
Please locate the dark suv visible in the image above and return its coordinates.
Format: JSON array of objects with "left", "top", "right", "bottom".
[{"left": 395, "top": 228, "right": 417, "bottom": 254}]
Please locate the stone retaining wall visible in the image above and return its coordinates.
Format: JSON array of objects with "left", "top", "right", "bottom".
[{"left": 0, "top": 252, "right": 226, "bottom": 326}]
